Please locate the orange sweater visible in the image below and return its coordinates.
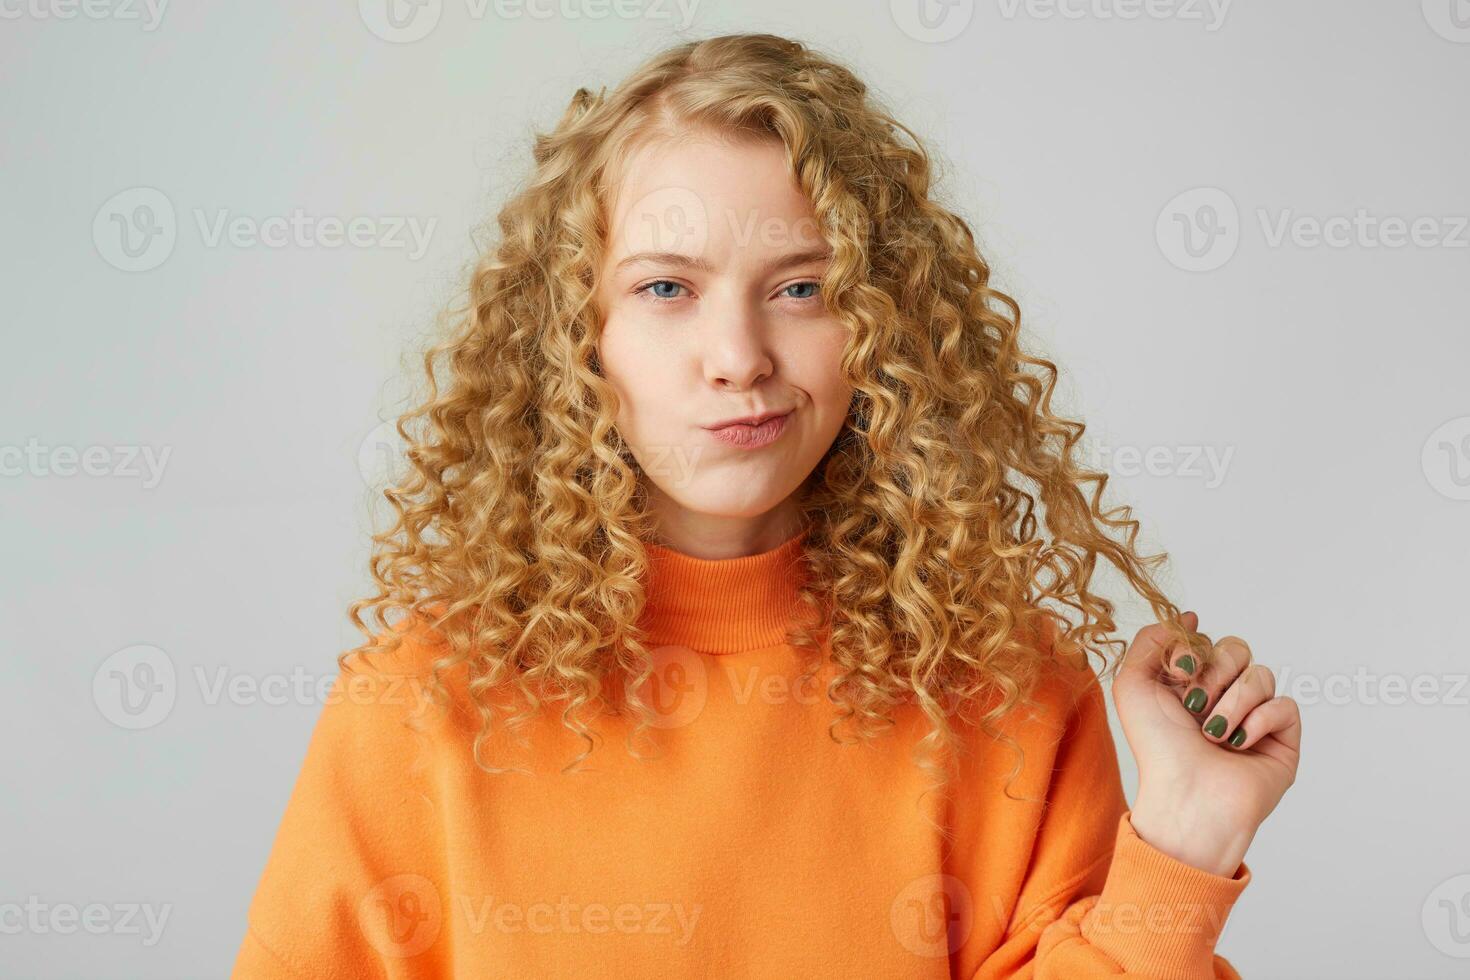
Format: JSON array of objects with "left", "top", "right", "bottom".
[{"left": 233, "top": 530, "right": 1250, "bottom": 979}]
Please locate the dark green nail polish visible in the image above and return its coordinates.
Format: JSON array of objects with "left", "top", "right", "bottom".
[
  {"left": 1176, "top": 654, "right": 1196, "bottom": 674},
  {"left": 1204, "top": 714, "right": 1228, "bottom": 738},
  {"left": 1228, "top": 727, "right": 1246, "bottom": 748},
  {"left": 1184, "top": 687, "right": 1207, "bottom": 713}
]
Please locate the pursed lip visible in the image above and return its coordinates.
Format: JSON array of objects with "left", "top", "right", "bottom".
[{"left": 703, "top": 408, "right": 793, "bottom": 430}]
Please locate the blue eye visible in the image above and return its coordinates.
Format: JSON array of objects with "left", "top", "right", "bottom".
[
  {"left": 632, "top": 279, "right": 823, "bottom": 303},
  {"left": 784, "top": 281, "right": 821, "bottom": 300},
  {"left": 635, "top": 280, "right": 687, "bottom": 302}
]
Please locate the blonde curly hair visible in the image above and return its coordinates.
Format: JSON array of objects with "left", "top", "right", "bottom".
[{"left": 343, "top": 32, "right": 1214, "bottom": 798}]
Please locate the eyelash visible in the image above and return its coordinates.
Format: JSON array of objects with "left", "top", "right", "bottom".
[{"left": 632, "top": 279, "right": 823, "bottom": 304}]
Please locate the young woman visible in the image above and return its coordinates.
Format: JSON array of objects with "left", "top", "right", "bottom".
[{"left": 233, "top": 33, "right": 1300, "bottom": 979}]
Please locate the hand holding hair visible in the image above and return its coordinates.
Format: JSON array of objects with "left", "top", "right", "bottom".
[{"left": 1114, "top": 611, "right": 1303, "bottom": 877}]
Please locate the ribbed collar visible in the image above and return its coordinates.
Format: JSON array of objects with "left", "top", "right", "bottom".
[{"left": 639, "top": 528, "right": 811, "bottom": 654}]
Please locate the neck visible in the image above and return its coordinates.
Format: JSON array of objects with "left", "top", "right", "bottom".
[{"left": 638, "top": 526, "right": 811, "bottom": 653}]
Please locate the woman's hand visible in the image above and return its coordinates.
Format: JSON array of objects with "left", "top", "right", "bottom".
[{"left": 1112, "top": 611, "right": 1302, "bottom": 876}]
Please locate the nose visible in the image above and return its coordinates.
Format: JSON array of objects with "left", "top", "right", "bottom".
[{"left": 702, "top": 295, "right": 774, "bottom": 391}]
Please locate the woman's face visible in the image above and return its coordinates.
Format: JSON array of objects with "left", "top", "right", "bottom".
[{"left": 594, "top": 132, "right": 853, "bottom": 547}]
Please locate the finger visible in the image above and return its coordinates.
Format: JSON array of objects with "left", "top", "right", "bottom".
[
  {"left": 1160, "top": 611, "right": 1205, "bottom": 687},
  {"left": 1116, "top": 618, "right": 1197, "bottom": 693},
  {"left": 1182, "top": 635, "right": 1252, "bottom": 718},
  {"left": 1229, "top": 694, "right": 1303, "bottom": 754},
  {"left": 1200, "top": 663, "right": 1276, "bottom": 745}
]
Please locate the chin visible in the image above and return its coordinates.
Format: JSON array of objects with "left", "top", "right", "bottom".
[{"left": 662, "top": 483, "right": 790, "bottom": 519}]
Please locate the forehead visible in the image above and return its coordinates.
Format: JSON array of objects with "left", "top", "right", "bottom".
[{"left": 603, "top": 133, "right": 821, "bottom": 260}]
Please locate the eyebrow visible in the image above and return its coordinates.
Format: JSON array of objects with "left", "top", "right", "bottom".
[{"left": 613, "top": 246, "right": 834, "bottom": 276}]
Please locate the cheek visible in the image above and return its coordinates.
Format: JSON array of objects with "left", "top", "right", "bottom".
[
  {"left": 792, "top": 328, "right": 853, "bottom": 419},
  {"left": 596, "top": 316, "right": 669, "bottom": 436},
  {"left": 596, "top": 318, "right": 642, "bottom": 397}
]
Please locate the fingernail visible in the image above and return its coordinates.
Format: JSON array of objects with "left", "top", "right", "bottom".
[
  {"left": 1228, "top": 727, "right": 1247, "bottom": 748},
  {"left": 1175, "top": 654, "right": 1196, "bottom": 674},
  {"left": 1184, "top": 687, "right": 1208, "bottom": 713},
  {"left": 1203, "top": 714, "right": 1228, "bottom": 738}
]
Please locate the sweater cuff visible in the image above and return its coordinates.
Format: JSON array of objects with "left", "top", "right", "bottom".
[{"left": 1079, "top": 809, "right": 1252, "bottom": 980}]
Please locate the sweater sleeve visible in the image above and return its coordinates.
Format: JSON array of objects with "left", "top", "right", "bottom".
[
  {"left": 230, "top": 642, "right": 448, "bottom": 980},
  {"left": 973, "top": 666, "right": 1252, "bottom": 980}
]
